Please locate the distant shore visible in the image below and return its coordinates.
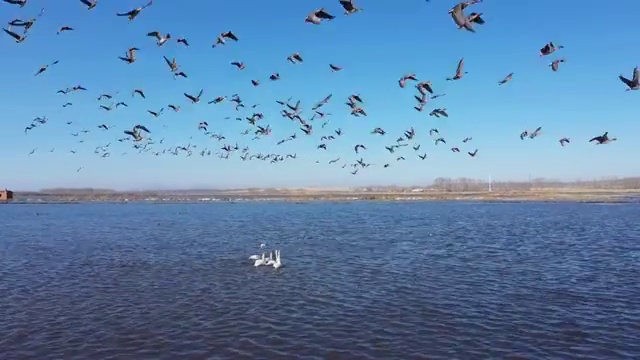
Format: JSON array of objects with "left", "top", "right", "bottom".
[{"left": 4, "top": 188, "right": 640, "bottom": 204}]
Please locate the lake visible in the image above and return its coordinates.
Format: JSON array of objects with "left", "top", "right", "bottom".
[{"left": 1, "top": 202, "right": 639, "bottom": 359}]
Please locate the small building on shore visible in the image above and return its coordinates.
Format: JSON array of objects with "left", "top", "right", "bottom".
[{"left": 0, "top": 189, "right": 14, "bottom": 202}]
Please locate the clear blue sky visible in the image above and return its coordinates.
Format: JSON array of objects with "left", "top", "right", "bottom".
[{"left": 2, "top": 0, "right": 639, "bottom": 190}]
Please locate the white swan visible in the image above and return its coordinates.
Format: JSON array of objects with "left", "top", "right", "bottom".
[
  {"left": 264, "top": 251, "right": 275, "bottom": 266},
  {"left": 272, "top": 250, "right": 283, "bottom": 269},
  {"left": 249, "top": 252, "right": 264, "bottom": 261},
  {"left": 254, "top": 253, "right": 267, "bottom": 266}
]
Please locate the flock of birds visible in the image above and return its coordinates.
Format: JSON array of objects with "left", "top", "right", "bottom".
[
  {"left": 249, "top": 244, "right": 283, "bottom": 269},
  {"left": 5, "top": 0, "right": 635, "bottom": 178}
]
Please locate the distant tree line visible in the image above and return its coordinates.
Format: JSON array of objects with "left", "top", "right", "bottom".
[
  {"left": 428, "top": 177, "right": 640, "bottom": 192},
  {"left": 38, "top": 188, "right": 117, "bottom": 195}
]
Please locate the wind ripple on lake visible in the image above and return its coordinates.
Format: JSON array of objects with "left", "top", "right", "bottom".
[{"left": 1, "top": 202, "right": 639, "bottom": 359}]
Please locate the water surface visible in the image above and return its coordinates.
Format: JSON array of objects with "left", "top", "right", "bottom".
[{"left": 1, "top": 202, "right": 639, "bottom": 359}]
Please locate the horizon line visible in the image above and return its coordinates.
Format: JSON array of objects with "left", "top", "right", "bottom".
[{"left": 6, "top": 175, "right": 640, "bottom": 193}]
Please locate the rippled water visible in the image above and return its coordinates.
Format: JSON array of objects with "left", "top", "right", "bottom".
[{"left": 1, "top": 202, "right": 639, "bottom": 359}]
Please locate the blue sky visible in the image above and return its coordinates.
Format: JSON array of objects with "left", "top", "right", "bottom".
[{"left": 1, "top": 0, "right": 639, "bottom": 190}]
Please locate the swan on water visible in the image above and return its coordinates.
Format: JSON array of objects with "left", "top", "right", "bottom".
[
  {"left": 264, "top": 251, "right": 275, "bottom": 266},
  {"left": 248, "top": 248, "right": 283, "bottom": 269},
  {"left": 250, "top": 242, "right": 266, "bottom": 260},
  {"left": 254, "top": 253, "right": 267, "bottom": 267},
  {"left": 272, "top": 250, "right": 283, "bottom": 269}
]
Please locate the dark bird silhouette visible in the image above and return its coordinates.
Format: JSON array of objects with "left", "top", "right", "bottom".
[
  {"left": 124, "top": 125, "right": 150, "bottom": 142},
  {"left": 118, "top": 47, "right": 139, "bottom": 63},
  {"left": 540, "top": 42, "right": 563, "bottom": 56},
  {"left": 529, "top": 126, "right": 543, "bottom": 139},
  {"left": 287, "top": 53, "right": 303, "bottom": 64},
  {"left": 117, "top": 0, "right": 153, "bottom": 21},
  {"left": 339, "top": 0, "right": 363, "bottom": 15},
  {"left": 35, "top": 60, "right": 59, "bottom": 76},
  {"left": 220, "top": 31, "right": 238, "bottom": 41},
  {"left": 619, "top": 66, "right": 639, "bottom": 91},
  {"left": 449, "top": 1, "right": 482, "bottom": 32},
  {"left": 549, "top": 59, "right": 565, "bottom": 72},
  {"left": 446, "top": 58, "right": 467, "bottom": 80},
  {"left": 163, "top": 56, "right": 179, "bottom": 72},
  {"left": 306, "top": 8, "right": 335, "bottom": 24},
  {"left": 519, "top": 131, "right": 528, "bottom": 140},
  {"left": 416, "top": 81, "right": 433, "bottom": 95},
  {"left": 57, "top": 26, "right": 74, "bottom": 35},
  {"left": 213, "top": 31, "right": 239, "bottom": 47},
  {"left": 184, "top": 89, "right": 204, "bottom": 103},
  {"left": 230, "top": 61, "right": 245, "bottom": 70},
  {"left": 3, "top": 0, "right": 28, "bottom": 7},
  {"left": 498, "top": 72, "right": 513, "bottom": 85},
  {"left": 147, "top": 108, "right": 163, "bottom": 117},
  {"left": 147, "top": 31, "right": 171, "bottom": 46},
  {"left": 8, "top": 18, "right": 37, "bottom": 30},
  {"left": 468, "top": 12, "right": 485, "bottom": 25},
  {"left": 399, "top": 74, "right": 418, "bottom": 88},
  {"left": 209, "top": 96, "right": 226, "bottom": 104},
  {"left": 589, "top": 132, "right": 617, "bottom": 144},
  {"left": 3, "top": 28, "right": 26, "bottom": 43},
  {"left": 429, "top": 108, "right": 448, "bottom": 117},
  {"left": 79, "top": 0, "right": 97, "bottom": 10}
]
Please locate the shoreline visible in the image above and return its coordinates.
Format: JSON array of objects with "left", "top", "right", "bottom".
[{"left": 3, "top": 189, "right": 640, "bottom": 204}]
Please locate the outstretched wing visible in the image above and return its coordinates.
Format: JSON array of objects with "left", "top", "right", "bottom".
[
  {"left": 316, "top": 8, "right": 335, "bottom": 19},
  {"left": 456, "top": 58, "right": 464, "bottom": 75},
  {"left": 134, "top": 125, "right": 150, "bottom": 133},
  {"left": 619, "top": 75, "right": 633, "bottom": 88}
]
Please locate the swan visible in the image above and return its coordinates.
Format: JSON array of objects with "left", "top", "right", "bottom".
[
  {"left": 249, "top": 252, "right": 264, "bottom": 261},
  {"left": 272, "top": 250, "right": 283, "bottom": 269},
  {"left": 254, "top": 253, "right": 267, "bottom": 266},
  {"left": 264, "top": 251, "right": 275, "bottom": 266}
]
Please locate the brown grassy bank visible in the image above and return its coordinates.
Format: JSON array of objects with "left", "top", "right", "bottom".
[
  {"left": 7, "top": 188, "right": 640, "bottom": 203},
  {"left": 6, "top": 177, "right": 640, "bottom": 203}
]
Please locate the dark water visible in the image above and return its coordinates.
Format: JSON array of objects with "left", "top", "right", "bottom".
[{"left": 1, "top": 202, "right": 639, "bottom": 359}]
